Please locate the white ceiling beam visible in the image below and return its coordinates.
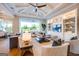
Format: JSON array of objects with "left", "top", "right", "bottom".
[
  {"left": 17, "top": 13, "right": 48, "bottom": 20},
  {"left": 0, "top": 3, "right": 14, "bottom": 18},
  {"left": 46, "top": 3, "right": 76, "bottom": 19}
]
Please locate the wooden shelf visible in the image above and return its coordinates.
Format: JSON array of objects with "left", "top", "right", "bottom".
[{"left": 63, "top": 17, "right": 75, "bottom": 33}]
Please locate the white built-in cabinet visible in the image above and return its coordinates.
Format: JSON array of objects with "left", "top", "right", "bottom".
[{"left": 47, "top": 9, "right": 77, "bottom": 41}]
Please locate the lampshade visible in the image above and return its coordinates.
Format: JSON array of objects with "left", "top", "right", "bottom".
[{"left": 22, "top": 32, "right": 31, "bottom": 41}]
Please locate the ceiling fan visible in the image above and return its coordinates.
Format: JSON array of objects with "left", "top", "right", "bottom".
[{"left": 29, "top": 3, "right": 47, "bottom": 12}]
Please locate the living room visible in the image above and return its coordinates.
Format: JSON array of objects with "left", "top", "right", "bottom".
[{"left": 0, "top": 3, "right": 79, "bottom": 56}]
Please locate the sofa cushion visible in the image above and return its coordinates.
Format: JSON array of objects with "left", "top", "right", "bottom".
[
  {"left": 35, "top": 37, "right": 50, "bottom": 43},
  {"left": 52, "top": 39, "right": 62, "bottom": 46},
  {"left": 71, "top": 36, "right": 77, "bottom": 40}
]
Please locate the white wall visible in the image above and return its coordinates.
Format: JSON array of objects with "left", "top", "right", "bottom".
[{"left": 12, "top": 16, "right": 19, "bottom": 34}]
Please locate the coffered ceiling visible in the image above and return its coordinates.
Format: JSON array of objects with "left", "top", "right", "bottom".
[{"left": 0, "top": 3, "right": 76, "bottom": 19}]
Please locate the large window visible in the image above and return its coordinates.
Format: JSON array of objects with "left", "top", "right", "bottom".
[
  {"left": 0, "top": 18, "right": 12, "bottom": 33},
  {"left": 19, "top": 18, "right": 41, "bottom": 33}
]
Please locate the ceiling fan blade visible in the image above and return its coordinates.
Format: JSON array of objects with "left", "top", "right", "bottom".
[
  {"left": 29, "top": 3, "right": 47, "bottom": 12},
  {"left": 29, "top": 3, "right": 36, "bottom": 7},
  {"left": 37, "top": 4, "right": 47, "bottom": 8}
]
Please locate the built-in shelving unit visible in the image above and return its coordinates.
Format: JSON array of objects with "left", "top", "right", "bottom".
[
  {"left": 47, "top": 9, "right": 77, "bottom": 41},
  {"left": 63, "top": 17, "right": 75, "bottom": 33}
]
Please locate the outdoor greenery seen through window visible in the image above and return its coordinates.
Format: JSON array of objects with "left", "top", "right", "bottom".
[
  {"left": 20, "top": 22, "right": 41, "bottom": 32},
  {"left": 0, "top": 19, "right": 12, "bottom": 33}
]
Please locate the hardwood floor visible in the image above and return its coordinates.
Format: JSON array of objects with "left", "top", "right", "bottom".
[
  {"left": 9, "top": 48, "right": 21, "bottom": 56},
  {"left": 9, "top": 48, "right": 33, "bottom": 56}
]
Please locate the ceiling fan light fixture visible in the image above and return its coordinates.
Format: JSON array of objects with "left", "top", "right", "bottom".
[
  {"left": 35, "top": 8, "right": 37, "bottom": 12},
  {"left": 29, "top": 3, "right": 47, "bottom": 12}
]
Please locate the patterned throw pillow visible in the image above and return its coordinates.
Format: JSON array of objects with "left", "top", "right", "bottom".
[{"left": 52, "top": 39, "right": 62, "bottom": 46}]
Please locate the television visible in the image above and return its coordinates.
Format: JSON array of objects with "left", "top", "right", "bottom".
[{"left": 52, "top": 24, "right": 62, "bottom": 32}]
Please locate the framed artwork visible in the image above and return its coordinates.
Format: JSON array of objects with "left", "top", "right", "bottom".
[{"left": 52, "top": 24, "right": 62, "bottom": 32}]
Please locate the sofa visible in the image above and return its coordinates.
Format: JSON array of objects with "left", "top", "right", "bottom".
[
  {"left": 32, "top": 39, "right": 69, "bottom": 56},
  {"left": 69, "top": 39, "right": 79, "bottom": 54}
]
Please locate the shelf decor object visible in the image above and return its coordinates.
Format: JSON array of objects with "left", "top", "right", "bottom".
[{"left": 63, "top": 17, "right": 75, "bottom": 33}]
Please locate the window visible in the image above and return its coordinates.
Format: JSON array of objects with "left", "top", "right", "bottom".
[
  {"left": 0, "top": 18, "right": 12, "bottom": 33},
  {"left": 19, "top": 18, "right": 41, "bottom": 33},
  {"left": 5, "top": 21, "right": 12, "bottom": 33},
  {"left": 0, "top": 19, "right": 3, "bottom": 31}
]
